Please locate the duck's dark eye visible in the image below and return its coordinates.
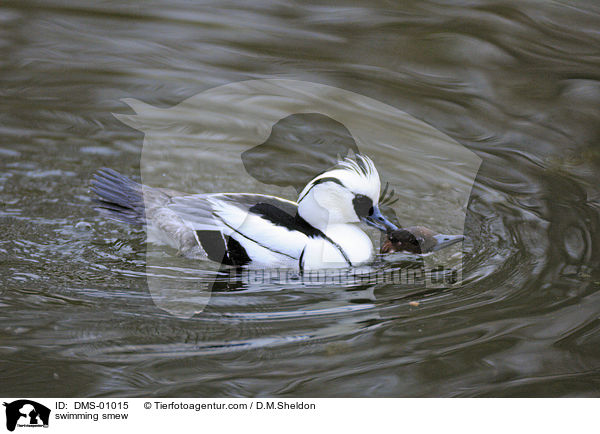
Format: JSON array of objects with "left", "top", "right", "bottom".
[{"left": 352, "top": 194, "right": 373, "bottom": 219}]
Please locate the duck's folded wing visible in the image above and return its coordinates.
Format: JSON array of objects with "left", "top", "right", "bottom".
[
  {"left": 168, "top": 193, "right": 307, "bottom": 263},
  {"left": 167, "top": 193, "right": 296, "bottom": 230}
]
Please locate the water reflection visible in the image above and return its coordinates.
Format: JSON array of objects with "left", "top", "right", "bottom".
[{"left": 0, "top": 0, "right": 599, "bottom": 397}]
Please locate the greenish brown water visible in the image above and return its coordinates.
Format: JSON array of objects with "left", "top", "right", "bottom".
[{"left": 1, "top": 0, "right": 599, "bottom": 397}]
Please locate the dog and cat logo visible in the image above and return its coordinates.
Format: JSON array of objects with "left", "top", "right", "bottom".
[{"left": 3, "top": 400, "right": 50, "bottom": 431}]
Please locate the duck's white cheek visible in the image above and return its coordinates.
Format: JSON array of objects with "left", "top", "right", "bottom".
[{"left": 313, "top": 188, "right": 358, "bottom": 224}]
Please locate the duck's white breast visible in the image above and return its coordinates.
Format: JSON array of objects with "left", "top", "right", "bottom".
[{"left": 303, "top": 224, "right": 373, "bottom": 269}]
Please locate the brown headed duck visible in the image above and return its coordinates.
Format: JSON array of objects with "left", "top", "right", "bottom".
[{"left": 381, "top": 226, "right": 463, "bottom": 255}]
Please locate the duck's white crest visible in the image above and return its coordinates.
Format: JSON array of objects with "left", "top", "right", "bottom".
[{"left": 297, "top": 154, "right": 381, "bottom": 231}]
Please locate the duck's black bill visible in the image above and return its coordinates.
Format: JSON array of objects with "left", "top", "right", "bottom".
[{"left": 363, "top": 206, "right": 398, "bottom": 232}]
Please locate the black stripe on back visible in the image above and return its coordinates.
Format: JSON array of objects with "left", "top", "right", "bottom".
[{"left": 248, "top": 202, "right": 323, "bottom": 238}]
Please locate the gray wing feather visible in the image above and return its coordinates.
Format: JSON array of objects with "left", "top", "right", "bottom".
[{"left": 168, "top": 193, "right": 298, "bottom": 231}]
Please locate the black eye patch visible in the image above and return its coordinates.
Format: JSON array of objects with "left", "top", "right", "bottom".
[{"left": 352, "top": 194, "right": 373, "bottom": 218}]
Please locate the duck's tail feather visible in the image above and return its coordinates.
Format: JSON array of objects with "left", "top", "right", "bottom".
[{"left": 91, "top": 168, "right": 145, "bottom": 225}]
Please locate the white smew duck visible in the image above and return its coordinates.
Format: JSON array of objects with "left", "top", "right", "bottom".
[{"left": 91, "top": 155, "right": 397, "bottom": 270}]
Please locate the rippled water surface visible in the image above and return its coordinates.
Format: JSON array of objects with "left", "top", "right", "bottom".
[{"left": 1, "top": 0, "right": 600, "bottom": 397}]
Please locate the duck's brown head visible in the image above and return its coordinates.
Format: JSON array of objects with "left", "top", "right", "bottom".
[{"left": 381, "top": 226, "right": 464, "bottom": 254}]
